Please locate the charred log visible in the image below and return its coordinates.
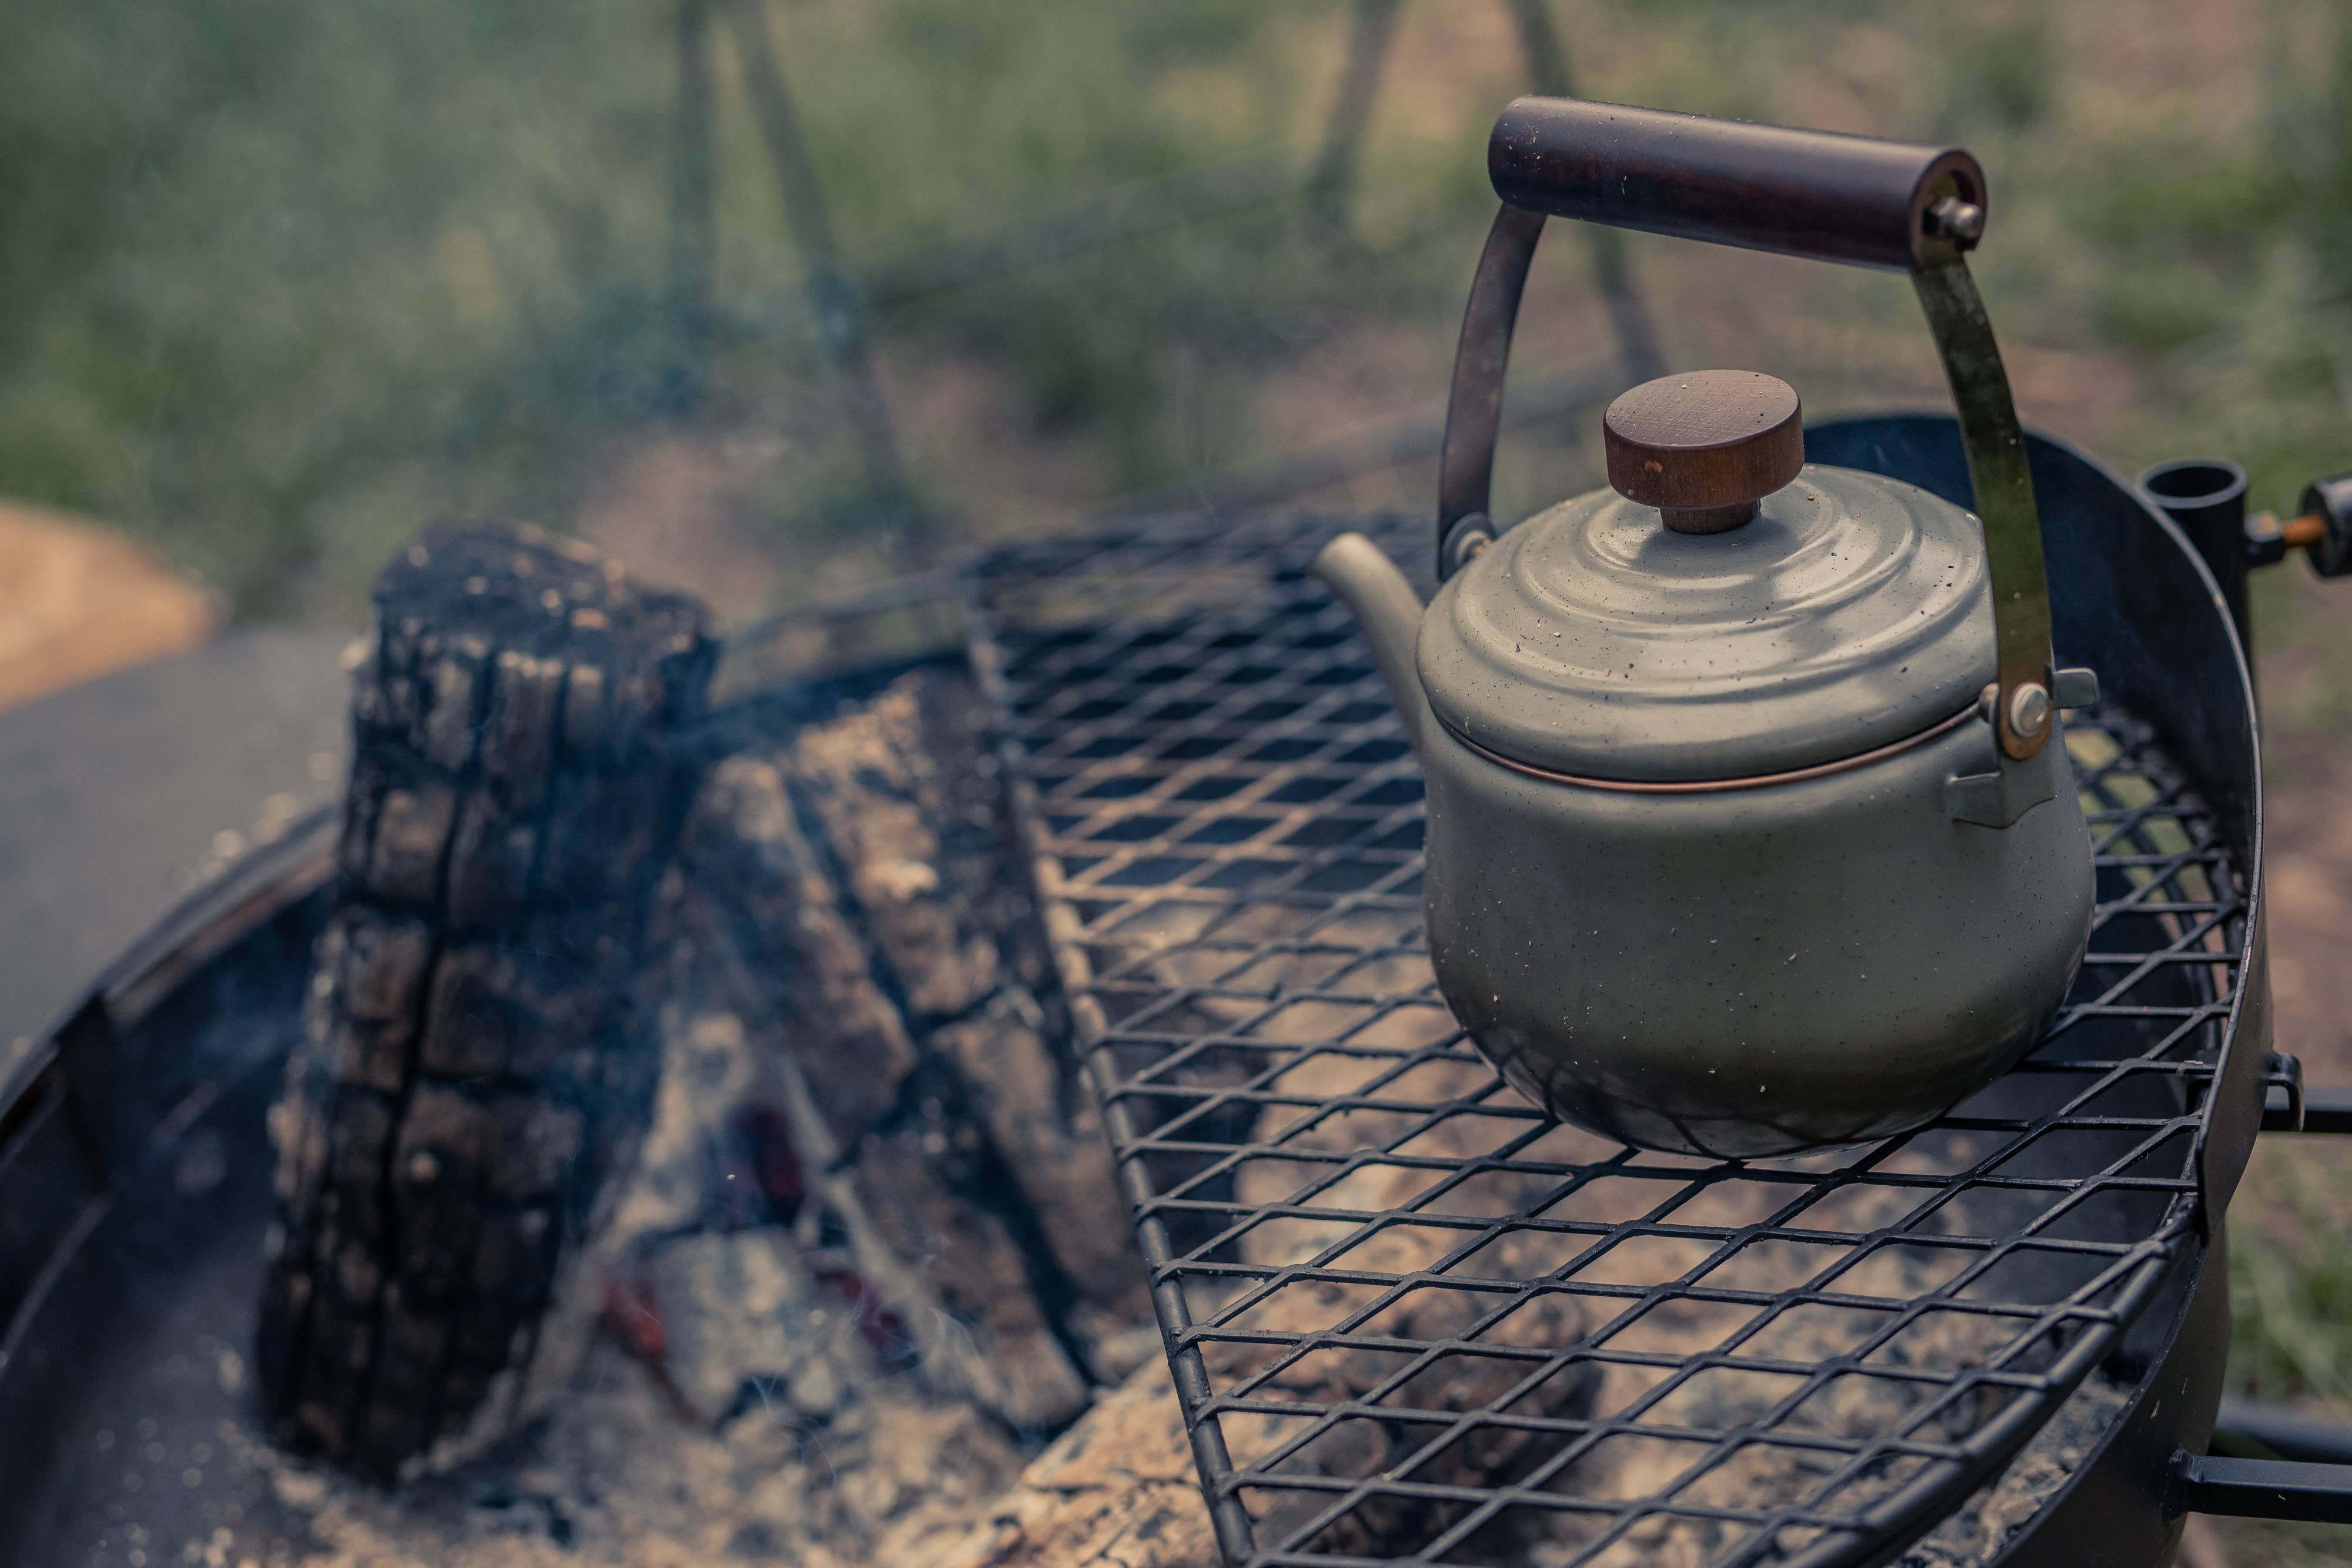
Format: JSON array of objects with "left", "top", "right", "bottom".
[{"left": 256, "top": 521, "right": 716, "bottom": 1480}]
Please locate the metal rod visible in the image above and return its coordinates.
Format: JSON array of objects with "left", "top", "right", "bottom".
[
  {"left": 2214, "top": 1397, "right": 2352, "bottom": 1466},
  {"left": 2283, "top": 511, "right": 2330, "bottom": 549},
  {"left": 2264, "top": 1084, "right": 2352, "bottom": 1135},
  {"left": 2304, "top": 1088, "right": 2352, "bottom": 1136},
  {"left": 664, "top": 0, "right": 719, "bottom": 409},
  {"left": 1502, "top": 0, "right": 1666, "bottom": 383},
  {"left": 723, "top": 0, "right": 922, "bottom": 535},
  {"left": 2173, "top": 1453, "right": 2352, "bottom": 1523},
  {"left": 1305, "top": 0, "right": 1403, "bottom": 244}
]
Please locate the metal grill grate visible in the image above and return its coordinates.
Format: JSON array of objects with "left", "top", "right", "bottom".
[{"left": 973, "top": 511, "right": 2243, "bottom": 1568}]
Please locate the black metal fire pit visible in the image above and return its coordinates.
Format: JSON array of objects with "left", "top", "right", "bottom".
[{"left": 0, "top": 417, "right": 2343, "bottom": 1567}]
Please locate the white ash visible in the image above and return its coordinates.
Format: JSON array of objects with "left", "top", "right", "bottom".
[
  {"left": 1524, "top": 1352, "right": 2132, "bottom": 1568},
  {"left": 926, "top": 1358, "right": 1220, "bottom": 1568},
  {"left": 642, "top": 1229, "right": 870, "bottom": 1426},
  {"left": 603, "top": 1006, "right": 766, "bottom": 1252},
  {"left": 1516, "top": 1173, "right": 2136, "bottom": 1568},
  {"left": 215, "top": 1333, "right": 1025, "bottom": 1568},
  {"left": 1896, "top": 1372, "right": 2132, "bottom": 1568}
]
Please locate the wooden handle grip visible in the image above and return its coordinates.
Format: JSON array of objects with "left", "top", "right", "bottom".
[{"left": 1489, "top": 97, "right": 1984, "bottom": 273}]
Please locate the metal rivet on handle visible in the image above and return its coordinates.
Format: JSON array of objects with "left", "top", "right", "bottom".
[
  {"left": 1444, "top": 515, "right": 1496, "bottom": 577},
  {"left": 2008, "top": 681, "right": 2052, "bottom": 740},
  {"left": 1928, "top": 196, "right": 1986, "bottom": 245}
]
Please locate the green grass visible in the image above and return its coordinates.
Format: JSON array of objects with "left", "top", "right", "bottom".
[
  {"left": 2234, "top": 1146, "right": 2352, "bottom": 1411},
  {"left": 0, "top": 0, "right": 689, "bottom": 613}
]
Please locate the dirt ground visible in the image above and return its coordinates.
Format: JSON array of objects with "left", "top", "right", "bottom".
[
  {"left": 2264, "top": 734, "right": 2352, "bottom": 1084},
  {"left": 0, "top": 500, "right": 214, "bottom": 711}
]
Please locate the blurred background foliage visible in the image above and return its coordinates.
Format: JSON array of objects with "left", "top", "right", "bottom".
[
  {"left": 6, "top": 4, "right": 2352, "bottom": 1557},
  {"left": 6, "top": 0, "right": 2348, "bottom": 627}
]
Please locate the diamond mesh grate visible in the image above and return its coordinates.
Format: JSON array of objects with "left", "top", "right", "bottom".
[{"left": 970, "top": 511, "right": 2241, "bottom": 1568}]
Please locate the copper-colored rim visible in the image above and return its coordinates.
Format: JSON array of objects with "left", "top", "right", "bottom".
[{"left": 1442, "top": 700, "right": 1983, "bottom": 794}]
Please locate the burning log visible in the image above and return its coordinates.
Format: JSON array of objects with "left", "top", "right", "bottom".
[
  {"left": 671, "top": 668, "right": 1152, "bottom": 1430},
  {"left": 256, "top": 521, "right": 716, "bottom": 1480}
]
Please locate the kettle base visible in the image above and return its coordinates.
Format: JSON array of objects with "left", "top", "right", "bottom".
[{"left": 1469, "top": 1006, "right": 2063, "bottom": 1162}]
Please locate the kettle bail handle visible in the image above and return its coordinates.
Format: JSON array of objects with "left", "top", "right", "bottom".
[{"left": 1436, "top": 97, "right": 2058, "bottom": 764}]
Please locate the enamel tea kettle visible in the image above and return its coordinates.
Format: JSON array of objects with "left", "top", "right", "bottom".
[{"left": 1315, "top": 99, "right": 2097, "bottom": 1156}]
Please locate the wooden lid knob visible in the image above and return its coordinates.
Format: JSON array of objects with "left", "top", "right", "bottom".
[{"left": 1603, "top": 370, "right": 1805, "bottom": 534}]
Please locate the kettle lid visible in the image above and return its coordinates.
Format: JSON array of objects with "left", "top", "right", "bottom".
[{"left": 1416, "top": 370, "right": 1995, "bottom": 783}]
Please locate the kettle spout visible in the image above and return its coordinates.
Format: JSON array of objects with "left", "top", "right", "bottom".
[{"left": 1312, "top": 531, "right": 1434, "bottom": 758}]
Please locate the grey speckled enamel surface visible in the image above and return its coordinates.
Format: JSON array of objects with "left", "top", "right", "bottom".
[
  {"left": 1421, "top": 715, "right": 2092, "bottom": 1158},
  {"left": 1418, "top": 464, "right": 1991, "bottom": 780}
]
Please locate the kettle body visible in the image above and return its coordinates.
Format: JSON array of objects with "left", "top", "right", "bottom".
[{"left": 1418, "top": 687, "right": 2089, "bottom": 1158}]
